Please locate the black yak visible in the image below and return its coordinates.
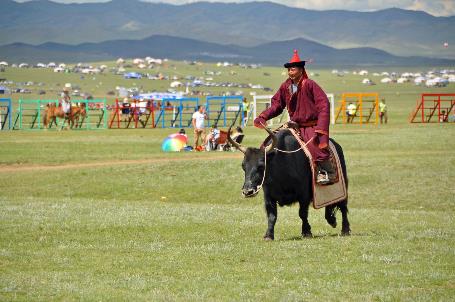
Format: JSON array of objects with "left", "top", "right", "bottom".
[{"left": 228, "top": 127, "right": 350, "bottom": 240}]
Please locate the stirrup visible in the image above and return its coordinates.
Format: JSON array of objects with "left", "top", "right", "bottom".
[{"left": 316, "top": 170, "right": 332, "bottom": 185}]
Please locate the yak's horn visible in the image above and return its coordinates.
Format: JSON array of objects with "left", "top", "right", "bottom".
[
  {"left": 227, "top": 126, "right": 247, "bottom": 154},
  {"left": 263, "top": 125, "right": 277, "bottom": 153}
]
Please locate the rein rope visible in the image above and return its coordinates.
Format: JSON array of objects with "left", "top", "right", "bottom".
[
  {"left": 251, "top": 133, "right": 315, "bottom": 196},
  {"left": 274, "top": 135, "right": 315, "bottom": 153},
  {"left": 251, "top": 150, "right": 267, "bottom": 196}
]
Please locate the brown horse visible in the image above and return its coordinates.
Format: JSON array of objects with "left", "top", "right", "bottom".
[{"left": 43, "top": 103, "right": 87, "bottom": 129}]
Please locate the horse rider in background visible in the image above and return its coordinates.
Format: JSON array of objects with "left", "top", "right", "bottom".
[{"left": 61, "top": 87, "right": 72, "bottom": 126}]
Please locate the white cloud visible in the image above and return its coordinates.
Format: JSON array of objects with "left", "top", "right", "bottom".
[
  {"left": 14, "top": 0, "right": 455, "bottom": 16},
  {"left": 407, "top": 0, "right": 455, "bottom": 16},
  {"left": 267, "top": 0, "right": 455, "bottom": 16}
]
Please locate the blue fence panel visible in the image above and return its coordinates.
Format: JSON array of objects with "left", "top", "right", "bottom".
[
  {"left": 0, "top": 98, "right": 12, "bottom": 130},
  {"left": 206, "top": 96, "right": 244, "bottom": 127}
]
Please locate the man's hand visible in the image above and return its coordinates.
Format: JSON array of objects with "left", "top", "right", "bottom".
[
  {"left": 254, "top": 116, "right": 267, "bottom": 128},
  {"left": 314, "top": 130, "right": 328, "bottom": 149}
]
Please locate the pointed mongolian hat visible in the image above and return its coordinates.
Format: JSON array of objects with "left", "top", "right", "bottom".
[{"left": 284, "top": 49, "right": 306, "bottom": 68}]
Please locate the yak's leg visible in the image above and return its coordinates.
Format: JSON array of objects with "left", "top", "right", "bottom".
[
  {"left": 264, "top": 201, "right": 277, "bottom": 241},
  {"left": 299, "top": 202, "right": 312, "bottom": 237},
  {"left": 325, "top": 204, "right": 337, "bottom": 228},
  {"left": 338, "top": 200, "right": 351, "bottom": 236}
]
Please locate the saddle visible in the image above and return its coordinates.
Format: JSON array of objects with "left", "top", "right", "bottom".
[{"left": 267, "top": 122, "right": 348, "bottom": 209}]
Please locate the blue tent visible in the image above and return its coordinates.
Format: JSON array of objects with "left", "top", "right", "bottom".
[
  {"left": 124, "top": 72, "right": 142, "bottom": 79},
  {"left": 0, "top": 86, "right": 10, "bottom": 94}
]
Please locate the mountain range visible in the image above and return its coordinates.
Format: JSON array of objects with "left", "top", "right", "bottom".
[
  {"left": 1, "top": 0, "right": 454, "bottom": 60},
  {"left": 1, "top": 35, "right": 454, "bottom": 67}
]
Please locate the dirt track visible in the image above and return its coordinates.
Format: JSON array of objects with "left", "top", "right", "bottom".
[{"left": 0, "top": 153, "right": 243, "bottom": 173}]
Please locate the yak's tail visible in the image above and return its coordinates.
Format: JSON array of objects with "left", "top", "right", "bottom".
[{"left": 325, "top": 200, "right": 349, "bottom": 226}]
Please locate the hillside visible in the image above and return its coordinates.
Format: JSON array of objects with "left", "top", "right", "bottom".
[
  {"left": 1, "top": 0, "right": 454, "bottom": 59},
  {"left": 1, "top": 35, "right": 454, "bottom": 67}
]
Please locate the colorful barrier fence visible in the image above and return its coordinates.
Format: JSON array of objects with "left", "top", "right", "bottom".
[
  {"left": 409, "top": 93, "right": 455, "bottom": 123},
  {"left": 13, "top": 99, "right": 107, "bottom": 130},
  {"left": 10, "top": 96, "right": 247, "bottom": 130},
  {"left": 0, "top": 98, "right": 12, "bottom": 130},
  {"left": 156, "top": 98, "right": 199, "bottom": 128},
  {"left": 206, "top": 96, "right": 244, "bottom": 128},
  {"left": 108, "top": 99, "right": 155, "bottom": 129},
  {"left": 335, "top": 93, "right": 379, "bottom": 125},
  {"left": 108, "top": 96, "right": 244, "bottom": 129}
]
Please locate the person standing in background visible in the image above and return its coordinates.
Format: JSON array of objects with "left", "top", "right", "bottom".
[
  {"left": 192, "top": 105, "right": 207, "bottom": 150},
  {"left": 379, "top": 99, "right": 388, "bottom": 124}
]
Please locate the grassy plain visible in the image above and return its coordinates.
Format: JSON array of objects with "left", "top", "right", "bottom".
[{"left": 0, "top": 61, "right": 454, "bottom": 301}]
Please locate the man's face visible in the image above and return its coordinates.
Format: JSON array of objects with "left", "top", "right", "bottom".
[
  {"left": 199, "top": 106, "right": 205, "bottom": 113},
  {"left": 287, "top": 67, "right": 303, "bottom": 81}
]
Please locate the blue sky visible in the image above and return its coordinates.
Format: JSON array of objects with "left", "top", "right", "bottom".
[{"left": 15, "top": 0, "right": 455, "bottom": 16}]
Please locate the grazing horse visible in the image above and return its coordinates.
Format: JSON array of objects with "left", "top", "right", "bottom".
[{"left": 43, "top": 102, "right": 86, "bottom": 129}]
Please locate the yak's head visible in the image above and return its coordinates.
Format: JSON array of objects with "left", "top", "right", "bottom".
[{"left": 228, "top": 127, "right": 277, "bottom": 198}]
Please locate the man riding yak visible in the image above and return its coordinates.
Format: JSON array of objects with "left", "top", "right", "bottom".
[{"left": 254, "top": 50, "right": 336, "bottom": 185}]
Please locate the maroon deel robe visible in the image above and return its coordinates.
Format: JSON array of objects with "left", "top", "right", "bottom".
[{"left": 259, "top": 78, "right": 330, "bottom": 162}]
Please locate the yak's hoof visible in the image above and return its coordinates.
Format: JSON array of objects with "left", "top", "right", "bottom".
[
  {"left": 302, "top": 232, "right": 313, "bottom": 238},
  {"left": 341, "top": 229, "right": 351, "bottom": 236},
  {"left": 263, "top": 235, "right": 274, "bottom": 241}
]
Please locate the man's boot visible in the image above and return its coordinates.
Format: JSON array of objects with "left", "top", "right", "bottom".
[{"left": 316, "top": 159, "right": 336, "bottom": 185}]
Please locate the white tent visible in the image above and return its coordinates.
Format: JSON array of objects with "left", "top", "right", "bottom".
[
  {"left": 397, "top": 78, "right": 408, "bottom": 84},
  {"left": 170, "top": 81, "right": 183, "bottom": 88},
  {"left": 414, "top": 77, "right": 426, "bottom": 85},
  {"left": 425, "top": 79, "right": 437, "bottom": 87},
  {"left": 359, "top": 70, "right": 368, "bottom": 76},
  {"left": 0, "top": 61, "right": 9, "bottom": 66},
  {"left": 147, "top": 58, "right": 162, "bottom": 65},
  {"left": 426, "top": 77, "right": 448, "bottom": 87},
  {"left": 362, "top": 78, "right": 373, "bottom": 85},
  {"left": 380, "top": 77, "right": 392, "bottom": 83}
]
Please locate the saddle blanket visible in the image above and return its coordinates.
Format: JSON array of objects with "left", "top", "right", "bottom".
[{"left": 287, "top": 128, "right": 348, "bottom": 209}]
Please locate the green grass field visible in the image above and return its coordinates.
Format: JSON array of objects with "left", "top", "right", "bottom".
[{"left": 0, "top": 62, "right": 454, "bottom": 301}]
